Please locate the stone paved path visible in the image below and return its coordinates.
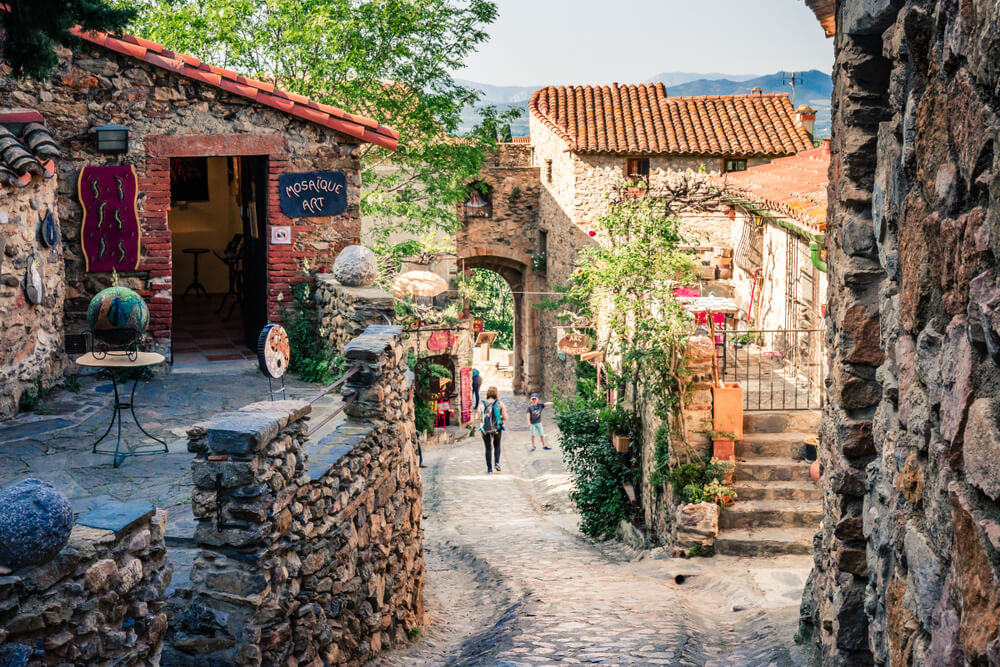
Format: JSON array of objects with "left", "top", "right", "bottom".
[{"left": 377, "top": 392, "right": 814, "bottom": 666}]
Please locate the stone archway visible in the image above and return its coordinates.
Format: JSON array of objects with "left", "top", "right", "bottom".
[{"left": 458, "top": 253, "right": 543, "bottom": 395}]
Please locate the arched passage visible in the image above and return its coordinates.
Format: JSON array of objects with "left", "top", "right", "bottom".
[{"left": 458, "top": 253, "right": 542, "bottom": 395}]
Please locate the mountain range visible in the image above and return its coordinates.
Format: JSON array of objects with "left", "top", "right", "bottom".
[{"left": 458, "top": 70, "right": 832, "bottom": 139}]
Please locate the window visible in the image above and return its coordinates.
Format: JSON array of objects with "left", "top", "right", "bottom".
[
  {"left": 725, "top": 158, "right": 747, "bottom": 172},
  {"left": 463, "top": 183, "right": 492, "bottom": 218},
  {"left": 625, "top": 157, "right": 650, "bottom": 182},
  {"left": 545, "top": 159, "right": 553, "bottom": 183}
]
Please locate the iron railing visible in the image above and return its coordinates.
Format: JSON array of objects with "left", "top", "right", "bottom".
[{"left": 718, "top": 328, "right": 824, "bottom": 411}]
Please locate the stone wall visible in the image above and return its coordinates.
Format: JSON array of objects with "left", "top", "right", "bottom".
[
  {"left": 2, "top": 43, "right": 363, "bottom": 350},
  {"left": 804, "top": 0, "right": 1000, "bottom": 664},
  {"left": 174, "top": 324, "right": 423, "bottom": 665},
  {"left": 0, "top": 175, "right": 65, "bottom": 419},
  {"left": 315, "top": 274, "right": 395, "bottom": 355},
  {"left": 0, "top": 501, "right": 171, "bottom": 665}
]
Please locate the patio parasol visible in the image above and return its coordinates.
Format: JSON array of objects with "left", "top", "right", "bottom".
[{"left": 392, "top": 270, "right": 449, "bottom": 298}]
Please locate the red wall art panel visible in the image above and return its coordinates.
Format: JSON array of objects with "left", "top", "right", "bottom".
[{"left": 78, "top": 165, "right": 141, "bottom": 272}]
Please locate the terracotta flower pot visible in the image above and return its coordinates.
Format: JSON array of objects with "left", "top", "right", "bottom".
[
  {"left": 810, "top": 459, "right": 821, "bottom": 482},
  {"left": 712, "top": 437, "right": 735, "bottom": 463},
  {"left": 712, "top": 383, "right": 743, "bottom": 440},
  {"left": 612, "top": 434, "right": 631, "bottom": 453},
  {"left": 723, "top": 495, "right": 735, "bottom": 507}
]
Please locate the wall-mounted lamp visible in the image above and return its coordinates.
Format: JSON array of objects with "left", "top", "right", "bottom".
[{"left": 95, "top": 124, "right": 129, "bottom": 154}]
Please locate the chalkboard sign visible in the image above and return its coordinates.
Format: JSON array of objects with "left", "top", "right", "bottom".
[{"left": 278, "top": 170, "right": 347, "bottom": 217}]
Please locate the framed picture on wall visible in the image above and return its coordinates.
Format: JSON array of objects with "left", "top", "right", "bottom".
[{"left": 170, "top": 157, "right": 209, "bottom": 203}]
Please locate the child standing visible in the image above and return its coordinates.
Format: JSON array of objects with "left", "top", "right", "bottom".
[{"left": 527, "top": 393, "right": 554, "bottom": 451}]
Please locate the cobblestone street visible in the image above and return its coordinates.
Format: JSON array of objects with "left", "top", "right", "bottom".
[{"left": 378, "top": 393, "right": 814, "bottom": 666}]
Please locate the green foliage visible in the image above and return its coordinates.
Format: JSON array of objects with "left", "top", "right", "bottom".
[
  {"left": 414, "top": 398, "right": 436, "bottom": 435},
  {"left": 2, "top": 0, "right": 135, "bottom": 79},
  {"left": 394, "top": 297, "right": 463, "bottom": 329},
  {"left": 554, "top": 393, "right": 639, "bottom": 539},
  {"left": 668, "top": 457, "right": 736, "bottom": 506},
  {"left": 706, "top": 428, "right": 736, "bottom": 440},
  {"left": 460, "top": 268, "right": 513, "bottom": 349},
  {"left": 530, "top": 252, "right": 546, "bottom": 272},
  {"left": 704, "top": 457, "right": 735, "bottom": 483},
  {"left": 649, "top": 422, "right": 672, "bottom": 494},
  {"left": 702, "top": 479, "right": 737, "bottom": 507},
  {"left": 117, "top": 0, "right": 519, "bottom": 251},
  {"left": 688, "top": 544, "right": 703, "bottom": 558},
  {"left": 281, "top": 282, "right": 344, "bottom": 384},
  {"left": 408, "top": 627, "right": 422, "bottom": 640},
  {"left": 17, "top": 378, "right": 53, "bottom": 413},
  {"left": 680, "top": 483, "right": 706, "bottom": 504},
  {"left": 413, "top": 361, "right": 452, "bottom": 435},
  {"left": 63, "top": 375, "right": 82, "bottom": 394}
]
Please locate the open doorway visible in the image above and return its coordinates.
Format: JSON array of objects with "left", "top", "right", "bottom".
[{"left": 169, "top": 155, "right": 268, "bottom": 363}]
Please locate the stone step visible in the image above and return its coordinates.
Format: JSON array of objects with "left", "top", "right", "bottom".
[
  {"left": 734, "top": 457, "right": 814, "bottom": 482},
  {"left": 736, "top": 432, "right": 816, "bottom": 459},
  {"left": 715, "top": 527, "right": 817, "bottom": 557},
  {"left": 719, "top": 499, "right": 823, "bottom": 530},
  {"left": 743, "top": 410, "right": 821, "bottom": 434},
  {"left": 734, "top": 480, "right": 822, "bottom": 502}
]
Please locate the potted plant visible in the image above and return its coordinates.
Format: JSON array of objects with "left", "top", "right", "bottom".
[
  {"left": 707, "top": 429, "right": 737, "bottom": 463},
  {"left": 705, "top": 456, "right": 735, "bottom": 485},
  {"left": 712, "top": 382, "right": 744, "bottom": 441},
  {"left": 607, "top": 407, "right": 633, "bottom": 453},
  {"left": 804, "top": 435, "right": 819, "bottom": 462},
  {"left": 703, "top": 480, "right": 738, "bottom": 507}
]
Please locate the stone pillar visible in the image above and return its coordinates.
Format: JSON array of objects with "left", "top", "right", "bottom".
[
  {"left": 314, "top": 274, "right": 395, "bottom": 355},
  {"left": 176, "top": 325, "right": 423, "bottom": 666}
]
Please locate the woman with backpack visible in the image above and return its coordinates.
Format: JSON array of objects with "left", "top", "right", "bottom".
[{"left": 477, "top": 386, "right": 509, "bottom": 473}]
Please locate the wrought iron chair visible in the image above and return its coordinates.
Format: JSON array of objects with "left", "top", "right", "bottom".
[{"left": 213, "top": 233, "right": 243, "bottom": 319}]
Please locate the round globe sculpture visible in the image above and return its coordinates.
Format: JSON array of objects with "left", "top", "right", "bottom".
[
  {"left": 332, "top": 245, "right": 378, "bottom": 287},
  {"left": 87, "top": 285, "right": 149, "bottom": 346},
  {"left": 0, "top": 479, "right": 74, "bottom": 569}
]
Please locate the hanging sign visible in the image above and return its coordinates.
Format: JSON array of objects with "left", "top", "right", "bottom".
[
  {"left": 472, "top": 318, "right": 484, "bottom": 335},
  {"left": 460, "top": 367, "right": 472, "bottom": 424},
  {"left": 427, "top": 330, "right": 456, "bottom": 351},
  {"left": 78, "top": 165, "right": 140, "bottom": 272},
  {"left": 279, "top": 170, "right": 347, "bottom": 217},
  {"left": 557, "top": 333, "right": 591, "bottom": 355}
]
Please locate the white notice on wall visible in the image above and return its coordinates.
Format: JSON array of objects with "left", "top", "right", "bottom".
[{"left": 271, "top": 226, "right": 292, "bottom": 244}]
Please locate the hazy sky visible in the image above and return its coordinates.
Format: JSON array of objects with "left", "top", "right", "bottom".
[{"left": 456, "top": 0, "right": 833, "bottom": 86}]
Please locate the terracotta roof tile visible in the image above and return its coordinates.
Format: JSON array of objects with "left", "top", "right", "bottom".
[
  {"left": 718, "top": 141, "right": 830, "bottom": 230},
  {"left": 530, "top": 83, "right": 813, "bottom": 157},
  {"left": 71, "top": 28, "right": 398, "bottom": 150},
  {"left": 0, "top": 112, "right": 59, "bottom": 188}
]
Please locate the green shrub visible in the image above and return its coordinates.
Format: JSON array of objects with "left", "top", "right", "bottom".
[
  {"left": 681, "top": 483, "right": 706, "bottom": 504},
  {"left": 555, "top": 394, "right": 640, "bottom": 539},
  {"left": 281, "top": 282, "right": 344, "bottom": 384}
]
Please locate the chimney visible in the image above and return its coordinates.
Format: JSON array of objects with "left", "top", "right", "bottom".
[
  {"left": 795, "top": 104, "right": 817, "bottom": 140},
  {"left": 749, "top": 86, "right": 763, "bottom": 96}
]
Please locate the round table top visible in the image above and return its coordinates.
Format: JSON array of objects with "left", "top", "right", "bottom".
[
  {"left": 75, "top": 351, "right": 166, "bottom": 369},
  {"left": 183, "top": 247, "right": 210, "bottom": 254}
]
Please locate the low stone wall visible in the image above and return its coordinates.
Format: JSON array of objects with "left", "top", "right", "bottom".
[
  {"left": 173, "top": 325, "right": 423, "bottom": 665},
  {"left": 0, "top": 175, "right": 65, "bottom": 419},
  {"left": 0, "top": 502, "right": 171, "bottom": 665},
  {"left": 315, "top": 274, "right": 395, "bottom": 355}
]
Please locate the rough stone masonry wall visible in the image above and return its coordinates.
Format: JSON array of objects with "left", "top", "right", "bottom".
[
  {"left": 174, "top": 325, "right": 423, "bottom": 666},
  {"left": 0, "top": 175, "right": 65, "bottom": 419},
  {"left": 805, "top": 0, "right": 1000, "bottom": 664},
  {"left": 2, "top": 43, "right": 362, "bottom": 346},
  {"left": 0, "top": 502, "right": 171, "bottom": 665},
  {"left": 315, "top": 274, "right": 395, "bottom": 355}
]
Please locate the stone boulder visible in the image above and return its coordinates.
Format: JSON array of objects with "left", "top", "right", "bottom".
[
  {"left": 332, "top": 245, "right": 378, "bottom": 287},
  {"left": 0, "top": 478, "right": 74, "bottom": 569},
  {"left": 674, "top": 502, "right": 719, "bottom": 555}
]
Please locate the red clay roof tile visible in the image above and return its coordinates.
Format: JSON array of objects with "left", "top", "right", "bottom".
[
  {"left": 530, "top": 83, "right": 812, "bottom": 157},
  {"left": 718, "top": 141, "right": 830, "bottom": 230},
  {"left": 71, "top": 27, "right": 398, "bottom": 150}
]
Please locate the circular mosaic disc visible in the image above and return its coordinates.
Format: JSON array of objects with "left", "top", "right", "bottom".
[{"left": 257, "top": 323, "right": 290, "bottom": 379}]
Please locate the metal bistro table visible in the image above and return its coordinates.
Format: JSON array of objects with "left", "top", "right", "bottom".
[{"left": 76, "top": 351, "right": 168, "bottom": 467}]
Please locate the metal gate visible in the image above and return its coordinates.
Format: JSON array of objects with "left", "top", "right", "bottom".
[{"left": 718, "top": 328, "right": 824, "bottom": 411}]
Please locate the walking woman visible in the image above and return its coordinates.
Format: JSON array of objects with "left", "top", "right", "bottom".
[{"left": 478, "top": 386, "right": 508, "bottom": 473}]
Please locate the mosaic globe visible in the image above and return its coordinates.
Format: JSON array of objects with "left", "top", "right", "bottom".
[{"left": 87, "top": 285, "right": 149, "bottom": 345}]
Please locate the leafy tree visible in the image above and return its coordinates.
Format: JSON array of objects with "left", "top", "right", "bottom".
[
  {"left": 460, "top": 268, "right": 513, "bottom": 349},
  {"left": 114, "top": 0, "right": 520, "bottom": 250},
  {"left": 1, "top": 0, "right": 134, "bottom": 79}
]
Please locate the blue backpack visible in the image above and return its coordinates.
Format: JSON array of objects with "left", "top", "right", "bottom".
[{"left": 481, "top": 400, "right": 503, "bottom": 434}]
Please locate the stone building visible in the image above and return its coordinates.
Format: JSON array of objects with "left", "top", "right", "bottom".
[
  {"left": 800, "top": 0, "right": 1000, "bottom": 664},
  {"left": 457, "top": 86, "right": 817, "bottom": 396},
  {"left": 1, "top": 28, "right": 396, "bottom": 382},
  {"left": 0, "top": 113, "right": 64, "bottom": 417}
]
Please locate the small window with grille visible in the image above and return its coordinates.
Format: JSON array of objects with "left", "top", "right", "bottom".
[
  {"left": 625, "top": 157, "right": 650, "bottom": 183},
  {"left": 725, "top": 158, "right": 748, "bottom": 172}
]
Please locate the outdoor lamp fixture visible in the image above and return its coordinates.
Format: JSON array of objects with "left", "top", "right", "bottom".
[{"left": 95, "top": 124, "right": 129, "bottom": 154}]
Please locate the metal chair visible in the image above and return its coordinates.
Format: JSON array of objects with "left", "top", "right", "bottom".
[{"left": 213, "top": 233, "right": 243, "bottom": 319}]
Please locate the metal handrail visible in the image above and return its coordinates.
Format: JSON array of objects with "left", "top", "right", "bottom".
[{"left": 305, "top": 365, "right": 361, "bottom": 405}]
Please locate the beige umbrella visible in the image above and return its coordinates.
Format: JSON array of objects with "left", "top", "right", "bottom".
[{"left": 392, "top": 270, "right": 449, "bottom": 298}]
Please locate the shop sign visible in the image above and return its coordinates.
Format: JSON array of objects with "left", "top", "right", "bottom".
[
  {"left": 557, "top": 333, "right": 591, "bottom": 355},
  {"left": 473, "top": 318, "right": 484, "bottom": 334},
  {"left": 78, "top": 165, "right": 141, "bottom": 272},
  {"left": 427, "top": 330, "right": 456, "bottom": 351},
  {"left": 279, "top": 170, "right": 347, "bottom": 217},
  {"left": 460, "top": 367, "right": 472, "bottom": 424}
]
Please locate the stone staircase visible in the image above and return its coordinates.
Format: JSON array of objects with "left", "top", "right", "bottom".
[{"left": 714, "top": 410, "right": 822, "bottom": 557}]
